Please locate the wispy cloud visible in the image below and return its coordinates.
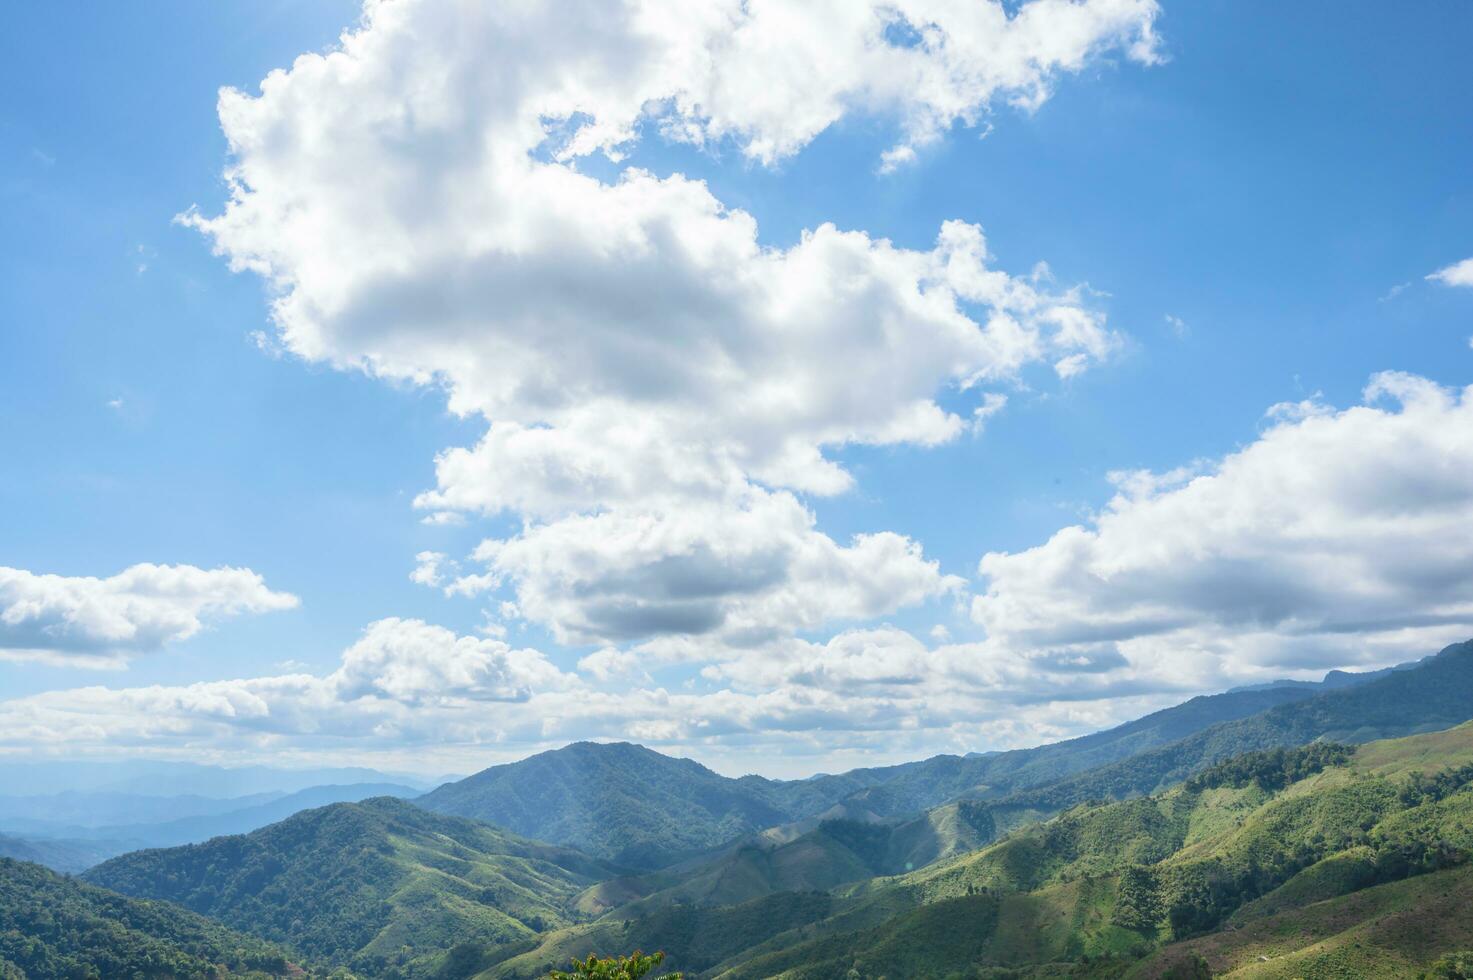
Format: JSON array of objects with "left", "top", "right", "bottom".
[{"left": 1379, "top": 281, "right": 1411, "bottom": 302}]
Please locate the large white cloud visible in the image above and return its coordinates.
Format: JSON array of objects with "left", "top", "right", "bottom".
[
  {"left": 186, "top": 0, "right": 1157, "bottom": 648},
  {"left": 443, "top": 489, "right": 962, "bottom": 646},
  {"left": 328, "top": 617, "right": 573, "bottom": 703},
  {"left": 972, "top": 373, "right": 1473, "bottom": 680},
  {"left": 0, "top": 564, "right": 299, "bottom": 667}
]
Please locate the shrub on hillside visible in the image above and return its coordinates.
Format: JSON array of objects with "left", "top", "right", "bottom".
[{"left": 548, "top": 950, "right": 681, "bottom": 979}]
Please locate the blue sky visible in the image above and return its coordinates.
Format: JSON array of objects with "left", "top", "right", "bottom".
[{"left": 1, "top": 1, "right": 1470, "bottom": 776}]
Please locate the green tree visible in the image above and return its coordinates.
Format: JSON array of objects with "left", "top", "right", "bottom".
[
  {"left": 1113, "top": 864, "right": 1164, "bottom": 933},
  {"left": 1425, "top": 950, "right": 1473, "bottom": 979},
  {"left": 1160, "top": 953, "right": 1213, "bottom": 979},
  {"left": 547, "top": 950, "right": 682, "bottom": 979}
]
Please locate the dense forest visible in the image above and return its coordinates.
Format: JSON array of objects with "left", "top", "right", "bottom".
[
  {"left": 0, "top": 856, "right": 309, "bottom": 979},
  {"left": 86, "top": 797, "right": 615, "bottom": 977}
]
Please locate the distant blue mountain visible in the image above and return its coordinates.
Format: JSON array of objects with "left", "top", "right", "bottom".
[
  {"left": 0, "top": 783, "right": 420, "bottom": 871},
  {"left": 0, "top": 832, "right": 119, "bottom": 874},
  {"left": 0, "top": 759, "right": 441, "bottom": 797}
]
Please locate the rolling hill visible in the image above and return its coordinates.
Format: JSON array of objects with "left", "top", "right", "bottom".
[
  {"left": 85, "top": 796, "right": 618, "bottom": 978},
  {"left": 0, "top": 855, "right": 313, "bottom": 978},
  {"left": 0, "top": 782, "right": 420, "bottom": 874},
  {"left": 793, "top": 667, "right": 1400, "bottom": 822}
]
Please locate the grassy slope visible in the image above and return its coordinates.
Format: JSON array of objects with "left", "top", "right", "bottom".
[
  {"left": 571, "top": 801, "right": 997, "bottom": 920},
  {"left": 716, "top": 878, "right": 1151, "bottom": 980},
  {"left": 480, "top": 788, "right": 1241, "bottom": 977},
  {"left": 482, "top": 891, "right": 841, "bottom": 980},
  {"left": 1130, "top": 863, "right": 1473, "bottom": 979},
  {"left": 0, "top": 856, "right": 311, "bottom": 979},
  {"left": 86, "top": 796, "right": 615, "bottom": 977}
]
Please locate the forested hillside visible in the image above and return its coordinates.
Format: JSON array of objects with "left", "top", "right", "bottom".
[
  {"left": 86, "top": 796, "right": 616, "bottom": 978},
  {"left": 0, "top": 856, "right": 310, "bottom": 979},
  {"left": 417, "top": 742, "right": 824, "bottom": 869}
]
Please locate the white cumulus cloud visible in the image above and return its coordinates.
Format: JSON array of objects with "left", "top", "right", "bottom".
[
  {"left": 184, "top": 0, "right": 1156, "bottom": 651},
  {"left": 328, "top": 617, "right": 573, "bottom": 704},
  {"left": 972, "top": 373, "right": 1473, "bottom": 685},
  {"left": 455, "top": 489, "right": 963, "bottom": 646},
  {"left": 0, "top": 564, "right": 299, "bottom": 667}
]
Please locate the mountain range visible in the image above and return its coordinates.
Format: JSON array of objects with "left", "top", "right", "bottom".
[
  {"left": 0, "top": 781, "right": 420, "bottom": 872},
  {"left": 482, "top": 720, "right": 1473, "bottom": 978},
  {"left": 416, "top": 645, "right": 1456, "bottom": 869},
  {"left": 0, "top": 832, "right": 120, "bottom": 875},
  {"left": 7, "top": 638, "right": 1473, "bottom": 979},
  {"left": 0, "top": 759, "right": 442, "bottom": 798}
]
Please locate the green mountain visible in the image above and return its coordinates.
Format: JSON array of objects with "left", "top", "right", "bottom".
[
  {"left": 480, "top": 719, "right": 1473, "bottom": 979},
  {"left": 84, "top": 796, "right": 616, "bottom": 978},
  {"left": 417, "top": 662, "right": 1392, "bottom": 870},
  {"left": 0, "top": 856, "right": 310, "bottom": 979},
  {"left": 416, "top": 742, "right": 837, "bottom": 869}
]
